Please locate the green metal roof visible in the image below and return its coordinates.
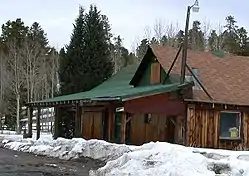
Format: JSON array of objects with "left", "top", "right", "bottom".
[
  {"left": 32, "top": 64, "right": 183, "bottom": 104},
  {"left": 212, "top": 50, "right": 227, "bottom": 58}
]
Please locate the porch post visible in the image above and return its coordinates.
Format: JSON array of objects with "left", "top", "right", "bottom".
[
  {"left": 75, "top": 104, "right": 81, "bottom": 138},
  {"left": 54, "top": 107, "right": 59, "bottom": 139},
  {"left": 107, "top": 107, "right": 114, "bottom": 142},
  {"left": 28, "top": 106, "right": 33, "bottom": 138},
  {"left": 36, "top": 107, "right": 41, "bottom": 140},
  {"left": 121, "top": 112, "right": 127, "bottom": 144}
]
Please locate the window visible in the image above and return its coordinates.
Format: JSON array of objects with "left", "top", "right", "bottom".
[
  {"left": 219, "top": 111, "right": 241, "bottom": 139},
  {"left": 144, "top": 113, "right": 152, "bottom": 124}
]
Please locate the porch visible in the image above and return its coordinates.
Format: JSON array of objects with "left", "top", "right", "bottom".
[{"left": 26, "top": 90, "right": 187, "bottom": 146}]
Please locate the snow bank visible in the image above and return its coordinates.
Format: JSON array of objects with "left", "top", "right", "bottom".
[
  {"left": 0, "top": 130, "right": 17, "bottom": 135},
  {"left": 1, "top": 136, "right": 135, "bottom": 161},
  {"left": 0, "top": 132, "right": 52, "bottom": 145},
  {"left": 91, "top": 142, "right": 214, "bottom": 176},
  {"left": 2, "top": 134, "right": 249, "bottom": 176}
]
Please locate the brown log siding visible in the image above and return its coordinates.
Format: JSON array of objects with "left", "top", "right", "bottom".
[
  {"left": 186, "top": 103, "right": 249, "bottom": 149},
  {"left": 150, "top": 62, "right": 161, "bottom": 84}
]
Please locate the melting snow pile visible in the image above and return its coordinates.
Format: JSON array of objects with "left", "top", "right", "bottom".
[
  {"left": 1, "top": 134, "right": 249, "bottom": 175},
  {"left": 90, "top": 142, "right": 214, "bottom": 176},
  {"left": 0, "top": 130, "right": 18, "bottom": 135},
  {"left": 1, "top": 135, "right": 135, "bottom": 161}
]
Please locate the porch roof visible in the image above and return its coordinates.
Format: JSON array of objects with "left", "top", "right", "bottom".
[
  {"left": 28, "top": 65, "right": 186, "bottom": 107},
  {"left": 30, "top": 83, "right": 183, "bottom": 106}
]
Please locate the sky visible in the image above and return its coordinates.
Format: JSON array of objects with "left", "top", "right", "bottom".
[{"left": 0, "top": 0, "right": 248, "bottom": 51}]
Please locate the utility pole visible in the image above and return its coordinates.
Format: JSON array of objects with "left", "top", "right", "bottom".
[{"left": 180, "top": 0, "right": 200, "bottom": 84}]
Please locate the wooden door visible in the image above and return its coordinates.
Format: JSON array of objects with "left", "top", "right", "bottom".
[
  {"left": 92, "top": 111, "right": 103, "bottom": 139},
  {"left": 82, "top": 111, "right": 103, "bottom": 140},
  {"left": 166, "top": 116, "right": 176, "bottom": 143},
  {"left": 82, "top": 112, "right": 93, "bottom": 140}
]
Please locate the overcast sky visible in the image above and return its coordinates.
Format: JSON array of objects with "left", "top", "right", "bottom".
[{"left": 0, "top": 0, "right": 248, "bottom": 51}]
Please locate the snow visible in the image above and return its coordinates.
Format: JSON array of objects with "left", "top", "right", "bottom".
[
  {"left": 92, "top": 142, "right": 214, "bottom": 176},
  {"left": 0, "top": 130, "right": 18, "bottom": 135},
  {"left": 2, "top": 133, "right": 249, "bottom": 175}
]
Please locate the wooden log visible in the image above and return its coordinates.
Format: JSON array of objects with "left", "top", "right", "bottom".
[
  {"left": 214, "top": 111, "right": 219, "bottom": 148},
  {"left": 36, "top": 107, "right": 41, "bottom": 140},
  {"left": 121, "top": 112, "right": 127, "bottom": 144},
  {"left": 54, "top": 107, "right": 60, "bottom": 139},
  {"left": 75, "top": 104, "right": 81, "bottom": 137},
  {"left": 150, "top": 62, "right": 161, "bottom": 84},
  {"left": 107, "top": 107, "right": 113, "bottom": 141},
  {"left": 28, "top": 107, "right": 33, "bottom": 138}
]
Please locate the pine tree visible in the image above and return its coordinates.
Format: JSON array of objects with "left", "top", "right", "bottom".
[
  {"left": 59, "top": 5, "right": 113, "bottom": 95},
  {"left": 136, "top": 39, "right": 149, "bottom": 62},
  {"left": 59, "top": 6, "right": 85, "bottom": 94},
  {"left": 160, "top": 35, "right": 168, "bottom": 46},
  {"left": 188, "top": 21, "right": 205, "bottom": 51},
  {"left": 223, "top": 15, "right": 240, "bottom": 54},
  {"left": 208, "top": 30, "right": 219, "bottom": 51},
  {"left": 111, "top": 35, "right": 135, "bottom": 72},
  {"left": 237, "top": 27, "right": 248, "bottom": 55},
  {"left": 1, "top": 18, "right": 29, "bottom": 45},
  {"left": 150, "top": 37, "right": 159, "bottom": 45},
  {"left": 121, "top": 47, "right": 136, "bottom": 67},
  {"left": 244, "top": 41, "right": 249, "bottom": 56},
  {"left": 82, "top": 5, "right": 113, "bottom": 90},
  {"left": 28, "top": 22, "right": 49, "bottom": 50},
  {"left": 175, "top": 30, "right": 184, "bottom": 47}
]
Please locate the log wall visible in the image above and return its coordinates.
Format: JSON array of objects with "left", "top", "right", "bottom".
[
  {"left": 129, "top": 113, "right": 185, "bottom": 145},
  {"left": 186, "top": 103, "right": 249, "bottom": 149}
]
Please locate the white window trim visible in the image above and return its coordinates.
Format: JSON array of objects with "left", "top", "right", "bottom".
[{"left": 219, "top": 111, "right": 242, "bottom": 140}]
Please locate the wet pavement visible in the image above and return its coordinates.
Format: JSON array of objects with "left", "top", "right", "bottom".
[{"left": 0, "top": 147, "right": 104, "bottom": 176}]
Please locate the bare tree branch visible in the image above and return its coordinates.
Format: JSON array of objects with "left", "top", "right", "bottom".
[
  {"left": 5, "top": 39, "right": 25, "bottom": 134},
  {"left": 202, "top": 18, "right": 211, "bottom": 51},
  {"left": 154, "top": 18, "right": 166, "bottom": 41},
  {"left": 144, "top": 25, "right": 152, "bottom": 41}
]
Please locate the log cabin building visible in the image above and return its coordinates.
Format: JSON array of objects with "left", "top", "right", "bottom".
[{"left": 27, "top": 45, "right": 249, "bottom": 150}]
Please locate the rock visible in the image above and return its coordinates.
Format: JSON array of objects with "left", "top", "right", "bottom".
[
  {"left": 193, "top": 151, "right": 229, "bottom": 160},
  {"left": 237, "top": 154, "right": 249, "bottom": 161},
  {"left": 208, "top": 162, "right": 231, "bottom": 175},
  {"left": 204, "top": 153, "right": 229, "bottom": 160}
]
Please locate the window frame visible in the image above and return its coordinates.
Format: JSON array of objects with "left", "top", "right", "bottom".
[
  {"left": 144, "top": 113, "right": 152, "bottom": 124},
  {"left": 219, "top": 110, "right": 242, "bottom": 140}
]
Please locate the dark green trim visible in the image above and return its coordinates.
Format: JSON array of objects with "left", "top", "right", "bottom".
[
  {"left": 137, "top": 62, "right": 151, "bottom": 86},
  {"left": 129, "top": 46, "right": 156, "bottom": 86}
]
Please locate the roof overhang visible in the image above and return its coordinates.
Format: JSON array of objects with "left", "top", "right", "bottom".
[
  {"left": 90, "top": 97, "right": 121, "bottom": 101},
  {"left": 184, "top": 98, "right": 249, "bottom": 107},
  {"left": 122, "top": 82, "right": 192, "bottom": 102},
  {"left": 121, "top": 91, "right": 170, "bottom": 102},
  {"left": 26, "top": 97, "right": 121, "bottom": 108}
]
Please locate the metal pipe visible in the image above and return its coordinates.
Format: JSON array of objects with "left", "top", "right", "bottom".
[
  {"left": 163, "top": 44, "right": 183, "bottom": 84},
  {"left": 186, "top": 64, "right": 213, "bottom": 100}
]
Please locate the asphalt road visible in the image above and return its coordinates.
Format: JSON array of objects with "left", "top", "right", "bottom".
[{"left": 0, "top": 147, "right": 104, "bottom": 176}]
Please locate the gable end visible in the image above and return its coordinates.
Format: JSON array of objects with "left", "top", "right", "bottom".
[{"left": 130, "top": 46, "right": 168, "bottom": 87}]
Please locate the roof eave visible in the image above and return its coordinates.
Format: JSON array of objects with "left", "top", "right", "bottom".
[
  {"left": 184, "top": 98, "right": 249, "bottom": 107},
  {"left": 122, "top": 83, "right": 190, "bottom": 102},
  {"left": 90, "top": 97, "right": 121, "bottom": 101}
]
